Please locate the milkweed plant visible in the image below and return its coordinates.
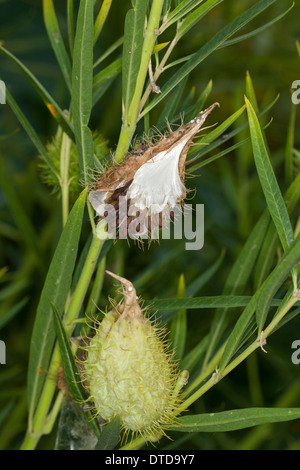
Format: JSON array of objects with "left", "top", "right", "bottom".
[{"left": 0, "top": 0, "right": 300, "bottom": 451}]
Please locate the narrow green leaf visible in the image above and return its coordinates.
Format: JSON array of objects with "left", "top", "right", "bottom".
[
  {"left": 158, "top": 79, "right": 212, "bottom": 132},
  {"left": 0, "top": 153, "right": 45, "bottom": 271},
  {"left": 0, "top": 279, "right": 28, "bottom": 302},
  {"left": 0, "top": 297, "right": 29, "bottom": 330},
  {"left": 285, "top": 103, "right": 297, "bottom": 187},
  {"left": 67, "top": 0, "right": 74, "bottom": 56},
  {"left": 256, "top": 233, "right": 300, "bottom": 333},
  {"left": 183, "top": 79, "right": 213, "bottom": 122},
  {"left": 0, "top": 46, "right": 74, "bottom": 140},
  {"left": 188, "top": 104, "right": 246, "bottom": 162},
  {"left": 187, "top": 93, "right": 279, "bottom": 171},
  {"left": 122, "top": 0, "right": 149, "bottom": 117},
  {"left": 245, "top": 96, "right": 297, "bottom": 298},
  {"left": 72, "top": 0, "right": 94, "bottom": 181},
  {"left": 218, "top": 290, "right": 258, "bottom": 373},
  {"left": 163, "top": 0, "right": 172, "bottom": 17},
  {"left": 186, "top": 104, "right": 246, "bottom": 170},
  {"left": 51, "top": 303, "right": 100, "bottom": 436},
  {"left": 92, "top": 58, "right": 122, "bottom": 106},
  {"left": 51, "top": 304, "right": 85, "bottom": 403},
  {"left": 181, "top": 335, "right": 209, "bottom": 372},
  {"left": 169, "top": 274, "right": 187, "bottom": 362},
  {"left": 203, "top": 211, "right": 270, "bottom": 367},
  {"left": 153, "top": 41, "right": 170, "bottom": 54},
  {"left": 27, "top": 190, "right": 87, "bottom": 418},
  {"left": 140, "top": 0, "right": 277, "bottom": 118},
  {"left": 43, "top": 0, "right": 72, "bottom": 91},
  {"left": 221, "top": 212, "right": 270, "bottom": 295},
  {"left": 177, "top": 0, "right": 222, "bottom": 40},
  {"left": 162, "top": 0, "right": 207, "bottom": 32},
  {"left": 94, "top": 416, "right": 120, "bottom": 450},
  {"left": 186, "top": 250, "right": 225, "bottom": 297},
  {"left": 132, "top": 245, "right": 185, "bottom": 291},
  {"left": 167, "top": 408, "right": 300, "bottom": 432},
  {"left": 220, "top": 234, "right": 300, "bottom": 370},
  {"left": 143, "top": 295, "right": 296, "bottom": 312},
  {"left": 0, "top": 402, "right": 14, "bottom": 428},
  {"left": 93, "top": 36, "right": 123, "bottom": 69},
  {"left": 218, "top": 3, "right": 295, "bottom": 50},
  {"left": 188, "top": 137, "right": 250, "bottom": 173},
  {"left": 157, "top": 76, "right": 188, "bottom": 127},
  {"left": 245, "top": 71, "right": 259, "bottom": 113},
  {"left": 85, "top": 256, "right": 106, "bottom": 320},
  {"left": 254, "top": 171, "right": 300, "bottom": 290},
  {"left": 2, "top": 86, "right": 59, "bottom": 178},
  {"left": 94, "top": 0, "right": 113, "bottom": 45},
  {"left": 246, "top": 96, "right": 294, "bottom": 253}
]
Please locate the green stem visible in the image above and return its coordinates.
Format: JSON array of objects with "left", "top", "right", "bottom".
[
  {"left": 182, "top": 343, "right": 225, "bottom": 397},
  {"left": 94, "top": 0, "right": 112, "bottom": 45},
  {"left": 64, "top": 235, "right": 104, "bottom": 330},
  {"left": 21, "top": 235, "right": 104, "bottom": 450},
  {"left": 138, "top": 32, "right": 179, "bottom": 114},
  {"left": 21, "top": 346, "right": 62, "bottom": 449},
  {"left": 67, "top": 0, "right": 74, "bottom": 56},
  {"left": 263, "top": 289, "right": 300, "bottom": 338},
  {"left": 178, "top": 289, "right": 300, "bottom": 415},
  {"left": 119, "top": 435, "right": 146, "bottom": 451},
  {"left": 43, "top": 391, "right": 65, "bottom": 434},
  {"left": 119, "top": 288, "right": 300, "bottom": 451},
  {"left": 60, "top": 132, "right": 71, "bottom": 227},
  {"left": 114, "top": 0, "right": 164, "bottom": 162}
]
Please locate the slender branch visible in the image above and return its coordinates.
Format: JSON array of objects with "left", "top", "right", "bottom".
[
  {"left": 114, "top": 0, "right": 164, "bottom": 162},
  {"left": 138, "top": 32, "right": 179, "bottom": 113},
  {"left": 122, "top": 286, "right": 300, "bottom": 451},
  {"left": 60, "top": 132, "right": 72, "bottom": 227},
  {"left": 177, "top": 288, "right": 300, "bottom": 415},
  {"left": 21, "top": 234, "right": 105, "bottom": 450}
]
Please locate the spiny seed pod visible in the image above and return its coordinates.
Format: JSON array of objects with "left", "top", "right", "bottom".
[
  {"left": 88, "top": 103, "right": 219, "bottom": 235},
  {"left": 39, "top": 130, "right": 110, "bottom": 201},
  {"left": 81, "top": 271, "right": 188, "bottom": 440}
]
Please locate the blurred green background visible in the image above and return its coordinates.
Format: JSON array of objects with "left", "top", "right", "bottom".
[{"left": 0, "top": 0, "right": 299, "bottom": 450}]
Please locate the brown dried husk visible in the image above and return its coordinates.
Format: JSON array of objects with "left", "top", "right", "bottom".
[{"left": 90, "top": 103, "right": 219, "bottom": 235}]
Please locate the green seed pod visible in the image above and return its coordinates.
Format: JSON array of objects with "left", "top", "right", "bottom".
[{"left": 82, "top": 271, "right": 188, "bottom": 440}]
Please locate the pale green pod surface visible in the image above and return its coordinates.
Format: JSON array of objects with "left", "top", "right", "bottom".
[{"left": 82, "top": 272, "right": 184, "bottom": 439}]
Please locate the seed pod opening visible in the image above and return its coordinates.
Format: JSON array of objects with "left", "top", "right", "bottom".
[
  {"left": 81, "top": 271, "right": 188, "bottom": 440},
  {"left": 88, "top": 103, "right": 219, "bottom": 236}
]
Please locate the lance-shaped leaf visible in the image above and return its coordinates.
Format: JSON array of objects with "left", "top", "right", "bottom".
[
  {"left": 94, "top": 416, "right": 120, "bottom": 450},
  {"left": 167, "top": 408, "right": 300, "bottom": 433},
  {"left": 27, "top": 189, "right": 87, "bottom": 419},
  {"left": 0, "top": 46, "right": 74, "bottom": 140},
  {"left": 43, "top": 0, "right": 72, "bottom": 91},
  {"left": 122, "top": 0, "right": 149, "bottom": 119},
  {"left": 245, "top": 97, "right": 295, "bottom": 254},
  {"left": 169, "top": 274, "right": 187, "bottom": 362},
  {"left": 72, "top": 0, "right": 94, "bottom": 181},
  {"left": 140, "top": 0, "right": 278, "bottom": 118},
  {"left": 219, "top": 233, "right": 300, "bottom": 370},
  {"left": 51, "top": 303, "right": 100, "bottom": 436}
]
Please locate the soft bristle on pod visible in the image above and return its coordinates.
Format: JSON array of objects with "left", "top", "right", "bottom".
[{"left": 88, "top": 103, "right": 219, "bottom": 239}]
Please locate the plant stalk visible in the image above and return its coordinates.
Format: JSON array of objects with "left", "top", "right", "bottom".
[
  {"left": 60, "top": 132, "right": 72, "bottom": 227},
  {"left": 114, "top": 0, "right": 164, "bottom": 162},
  {"left": 21, "top": 234, "right": 104, "bottom": 450}
]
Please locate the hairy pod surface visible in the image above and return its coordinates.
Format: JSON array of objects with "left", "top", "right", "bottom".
[{"left": 82, "top": 272, "right": 185, "bottom": 439}]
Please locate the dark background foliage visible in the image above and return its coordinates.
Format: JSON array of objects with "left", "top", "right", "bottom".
[{"left": 0, "top": 0, "right": 299, "bottom": 449}]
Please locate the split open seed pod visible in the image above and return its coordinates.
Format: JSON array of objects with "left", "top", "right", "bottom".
[{"left": 88, "top": 103, "right": 219, "bottom": 236}]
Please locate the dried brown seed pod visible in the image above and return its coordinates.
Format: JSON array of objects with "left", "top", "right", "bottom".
[{"left": 89, "top": 103, "right": 219, "bottom": 235}]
